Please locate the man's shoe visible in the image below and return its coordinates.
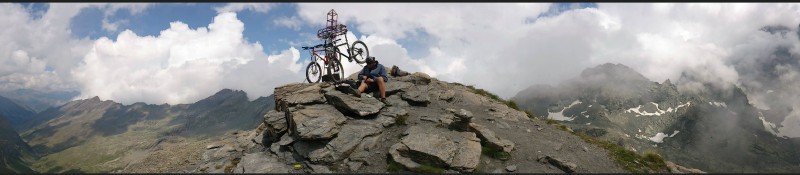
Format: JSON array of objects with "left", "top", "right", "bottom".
[
  {"left": 381, "top": 98, "right": 392, "bottom": 107},
  {"left": 346, "top": 86, "right": 361, "bottom": 98},
  {"left": 335, "top": 85, "right": 361, "bottom": 98}
]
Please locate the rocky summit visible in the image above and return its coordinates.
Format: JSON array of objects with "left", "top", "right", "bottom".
[{"left": 183, "top": 71, "right": 700, "bottom": 173}]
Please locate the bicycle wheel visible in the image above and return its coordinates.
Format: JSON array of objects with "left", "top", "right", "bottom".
[
  {"left": 306, "top": 62, "right": 321, "bottom": 83},
  {"left": 331, "top": 57, "right": 345, "bottom": 81},
  {"left": 350, "top": 41, "right": 369, "bottom": 64}
]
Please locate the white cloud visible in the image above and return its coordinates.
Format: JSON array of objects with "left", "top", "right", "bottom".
[
  {"left": 71, "top": 12, "right": 303, "bottom": 105},
  {"left": 295, "top": 3, "right": 800, "bottom": 101},
  {"left": 273, "top": 16, "right": 302, "bottom": 31},
  {"left": 215, "top": 3, "right": 273, "bottom": 14}
]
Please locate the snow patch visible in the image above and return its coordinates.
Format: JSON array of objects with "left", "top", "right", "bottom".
[
  {"left": 625, "top": 101, "right": 691, "bottom": 117},
  {"left": 758, "top": 112, "right": 779, "bottom": 136},
  {"left": 548, "top": 100, "right": 581, "bottom": 121},
  {"left": 586, "top": 123, "right": 591, "bottom": 125},
  {"left": 648, "top": 130, "right": 680, "bottom": 143},
  {"left": 709, "top": 101, "right": 727, "bottom": 108}
]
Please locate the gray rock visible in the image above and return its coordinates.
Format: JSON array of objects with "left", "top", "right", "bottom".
[
  {"left": 284, "top": 92, "right": 325, "bottom": 107},
  {"left": 542, "top": 156, "right": 577, "bottom": 173},
  {"left": 487, "top": 103, "right": 529, "bottom": 122},
  {"left": 308, "top": 164, "right": 332, "bottom": 173},
  {"left": 390, "top": 126, "right": 481, "bottom": 172},
  {"left": 492, "top": 169, "right": 505, "bottom": 173},
  {"left": 289, "top": 105, "right": 347, "bottom": 140},
  {"left": 375, "top": 107, "right": 407, "bottom": 127},
  {"left": 347, "top": 161, "right": 364, "bottom": 171},
  {"left": 375, "top": 115, "right": 397, "bottom": 127},
  {"left": 275, "top": 83, "right": 314, "bottom": 111},
  {"left": 469, "top": 123, "right": 515, "bottom": 153},
  {"left": 324, "top": 90, "right": 384, "bottom": 117},
  {"left": 666, "top": 161, "right": 706, "bottom": 173},
  {"left": 506, "top": 165, "right": 517, "bottom": 172},
  {"left": 233, "top": 153, "right": 290, "bottom": 173},
  {"left": 349, "top": 134, "right": 382, "bottom": 163},
  {"left": 206, "top": 144, "right": 222, "bottom": 150},
  {"left": 309, "top": 120, "right": 383, "bottom": 163},
  {"left": 438, "top": 89, "right": 456, "bottom": 102},
  {"left": 448, "top": 108, "right": 473, "bottom": 131},
  {"left": 395, "top": 72, "right": 432, "bottom": 85},
  {"left": 262, "top": 110, "right": 287, "bottom": 145},
  {"left": 381, "top": 106, "right": 408, "bottom": 117},
  {"left": 277, "top": 133, "right": 295, "bottom": 146},
  {"left": 385, "top": 81, "right": 414, "bottom": 96},
  {"left": 386, "top": 94, "right": 410, "bottom": 107},
  {"left": 401, "top": 86, "right": 431, "bottom": 106},
  {"left": 202, "top": 145, "right": 234, "bottom": 162}
]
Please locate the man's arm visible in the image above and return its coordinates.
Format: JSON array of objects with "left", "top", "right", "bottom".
[
  {"left": 378, "top": 65, "right": 389, "bottom": 81},
  {"left": 357, "top": 68, "right": 366, "bottom": 81}
]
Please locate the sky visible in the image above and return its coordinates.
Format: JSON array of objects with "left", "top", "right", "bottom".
[{"left": 3, "top": 4, "right": 800, "bottom": 138}]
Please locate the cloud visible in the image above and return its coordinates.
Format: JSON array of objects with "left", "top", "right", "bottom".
[
  {"left": 71, "top": 12, "right": 303, "bottom": 105},
  {"left": 273, "top": 15, "right": 302, "bottom": 31},
  {"left": 294, "top": 3, "right": 800, "bottom": 137},
  {"left": 215, "top": 3, "right": 273, "bottom": 14}
]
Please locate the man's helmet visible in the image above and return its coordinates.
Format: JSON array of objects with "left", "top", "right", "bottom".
[{"left": 366, "top": 56, "right": 377, "bottom": 64}]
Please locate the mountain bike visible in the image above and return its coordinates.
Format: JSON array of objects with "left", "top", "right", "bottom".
[
  {"left": 302, "top": 42, "right": 344, "bottom": 83},
  {"left": 317, "top": 27, "right": 370, "bottom": 65}
]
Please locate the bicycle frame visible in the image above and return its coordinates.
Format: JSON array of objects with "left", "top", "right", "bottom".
[{"left": 328, "top": 36, "right": 357, "bottom": 62}]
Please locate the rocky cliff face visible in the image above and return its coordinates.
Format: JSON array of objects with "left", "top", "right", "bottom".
[
  {"left": 513, "top": 63, "right": 800, "bottom": 173},
  {"left": 179, "top": 72, "right": 688, "bottom": 173}
]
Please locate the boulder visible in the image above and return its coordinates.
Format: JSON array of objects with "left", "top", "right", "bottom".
[
  {"left": 324, "top": 90, "right": 384, "bottom": 117},
  {"left": 348, "top": 135, "right": 381, "bottom": 163},
  {"left": 486, "top": 103, "right": 530, "bottom": 122},
  {"left": 447, "top": 108, "right": 473, "bottom": 131},
  {"left": 385, "top": 81, "right": 414, "bottom": 96},
  {"left": 262, "top": 110, "right": 287, "bottom": 145},
  {"left": 666, "top": 161, "right": 706, "bottom": 173},
  {"left": 438, "top": 89, "right": 456, "bottom": 102},
  {"left": 283, "top": 92, "right": 325, "bottom": 107},
  {"left": 389, "top": 126, "right": 481, "bottom": 172},
  {"left": 469, "top": 123, "right": 515, "bottom": 153},
  {"left": 506, "top": 165, "right": 517, "bottom": 172},
  {"left": 386, "top": 95, "right": 410, "bottom": 107},
  {"left": 401, "top": 86, "right": 431, "bottom": 106},
  {"left": 288, "top": 105, "right": 347, "bottom": 140},
  {"left": 538, "top": 156, "right": 577, "bottom": 173},
  {"left": 396, "top": 72, "right": 432, "bottom": 85},
  {"left": 233, "top": 153, "right": 290, "bottom": 173},
  {"left": 308, "top": 120, "right": 383, "bottom": 163},
  {"left": 275, "top": 83, "right": 314, "bottom": 111},
  {"left": 202, "top": 145, "right": 235, "bottom": 162},
  {"left": 375, "top": 106, "right": 408, "bottom": 127}
]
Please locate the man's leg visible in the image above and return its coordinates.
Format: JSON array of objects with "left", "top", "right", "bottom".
[
  {"left": 358, "top": 80, "right": 368, "bottom": 93},
  {"left": 377, "top": 77, "right": 386, "bottom": 98}
]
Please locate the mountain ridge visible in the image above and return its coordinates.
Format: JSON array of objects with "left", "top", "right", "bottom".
[{"left": 513, "top": 62, "right": 800, "bottom": 173}]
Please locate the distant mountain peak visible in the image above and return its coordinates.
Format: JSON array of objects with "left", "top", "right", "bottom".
[{"left": 579, "top": 63, "right": 648, "bottom": 82}]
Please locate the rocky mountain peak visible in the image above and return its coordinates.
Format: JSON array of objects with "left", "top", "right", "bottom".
[
  {"left": 579, "top": 63, "right": 649, "bottom": 83},
  {"left": 185, "top": 70, "right": 698, "bottom": 173}
]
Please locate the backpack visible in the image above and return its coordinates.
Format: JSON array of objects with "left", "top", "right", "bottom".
[{"left": 390, "top": 65, "right": 410, "bottom": 77}]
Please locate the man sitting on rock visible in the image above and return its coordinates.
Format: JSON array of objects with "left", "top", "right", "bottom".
[{"left": 357, "top": 57, "right": 391, "bottom": 106}]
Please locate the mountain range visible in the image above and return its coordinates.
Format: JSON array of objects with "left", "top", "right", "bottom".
[{"left": 513, "top": 63, "right": 800, "bottom": 173}]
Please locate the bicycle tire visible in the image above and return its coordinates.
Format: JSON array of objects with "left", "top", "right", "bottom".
[
  {"left": 331, "top": 57, "right": 345, "bottom": 81},
  {"left": 350, "top": 41, "right": 369, "bottom": 64},
  {"left": 306, "top": 62, "right": 322, "bottom": 83}
]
